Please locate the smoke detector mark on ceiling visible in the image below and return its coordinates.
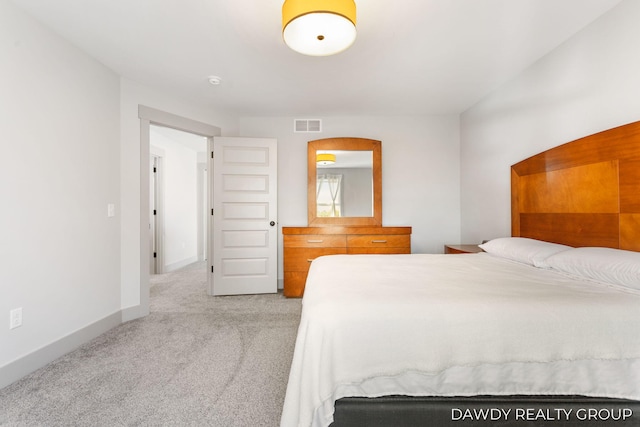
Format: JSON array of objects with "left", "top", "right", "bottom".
[
  {"left": 208, "top": 76, "right": 222, "bottom": 85},
  {"left": 294, "top": 119, "right": 322, "bottom": 133}
]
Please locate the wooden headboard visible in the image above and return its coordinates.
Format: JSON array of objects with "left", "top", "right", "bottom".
[{"left": 511, "top": 120, "right": 640, "bottom": 252}]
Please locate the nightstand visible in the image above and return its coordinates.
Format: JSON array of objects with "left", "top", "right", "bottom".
[{"left": 444, "top": 244, "right": 483, "bottom": 254}]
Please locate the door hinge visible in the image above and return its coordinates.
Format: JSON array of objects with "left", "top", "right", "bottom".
[
  {"left": 153, "top": 252, "right": 157, "bottom": 258},
  {"left": 211, "top": 151, "right": 214, "bottom": 159},
  {"left": 211, "top": 266, "right": 214, "bottom": 273},
  {"left": 153, "top": 166, "right": 157, "bottom": 173},
  {"left": 153, "top": 209, "right": 157, "bottom": 215},
  {"left": 211, "top": 209, "right": 214, "bottom": 215}
]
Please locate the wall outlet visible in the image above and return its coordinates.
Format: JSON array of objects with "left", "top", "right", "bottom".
[{"left": 10, "top": 308, "right": 22, "bottom": 329}]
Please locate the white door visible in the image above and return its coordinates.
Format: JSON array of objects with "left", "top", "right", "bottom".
[{"left": 211, "top": 137, "right": 278, "bottom": 295}]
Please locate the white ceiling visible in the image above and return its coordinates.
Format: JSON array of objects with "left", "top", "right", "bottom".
[
  {"left": 318, "top": 150, "right": 372, "bottom": 168},
  {"left": 11, "top": 0, "right": 623, "bottom": 117}
]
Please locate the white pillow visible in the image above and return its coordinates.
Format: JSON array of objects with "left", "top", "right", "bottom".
[
  {"left": 543, "top": 247, "right": 640, "bottom": 290},
  {"left": 479, "top": 237, "right": 572, "bottom": 267}
]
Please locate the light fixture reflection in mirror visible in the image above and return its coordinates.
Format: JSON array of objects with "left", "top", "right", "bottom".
[{"left": 316, "top": 153, "right": 336, "bottom": 165}]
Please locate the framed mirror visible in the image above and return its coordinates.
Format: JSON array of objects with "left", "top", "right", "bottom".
[{"left": 308, "top": 137, "right": 382, "bottom": 226}]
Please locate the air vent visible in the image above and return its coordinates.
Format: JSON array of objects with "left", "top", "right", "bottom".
[{"left": 294, "top": 119, "right": 322, "bottom": 133}]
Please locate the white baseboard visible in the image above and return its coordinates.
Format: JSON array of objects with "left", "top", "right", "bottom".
[
  {"left": 164, "top": 255, "right": 199, "bottom": 273},
  {"left": 0, "top": 311, "right": 122, "bottom": 390},
  {"left": 121, "top": 304, "right": 148, "bottom": 323}
]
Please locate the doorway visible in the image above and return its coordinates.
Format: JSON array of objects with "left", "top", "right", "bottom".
[
  {"left": 149, "top": 125, "right": 207, "bottom": 275},
  {"left": 138, "top": 106, "right": 221, "bottom": 317}
]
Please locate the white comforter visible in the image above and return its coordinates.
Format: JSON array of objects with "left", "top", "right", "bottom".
[{"left": 280, "top": 253, "right": 640, "bottom": 427}]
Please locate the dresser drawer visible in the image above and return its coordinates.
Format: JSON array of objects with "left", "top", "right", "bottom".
[
  {"left": 284, "top": 247, "right": 347, "bottom": 271},
  {"left": 347, "top": 247, "right": 411, "bottom": 255},
  {"left": 284, "top": 235, "right": 346, "bottom": 248},
  {"left": 347, "top": 234, "right": 411, "bottom": 248}
]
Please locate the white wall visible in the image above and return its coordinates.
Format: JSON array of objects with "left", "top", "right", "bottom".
[
  {"left": 460, "top": 0, "right": 640, "bottom": 244},
  {"left": 150, "top": 129, "right": 199, "bottom": 271},
  {"left": 119, "top": 78, "right": 238, "bottom": 317},
  {"left": 238, "top": 115, "right": 461, "bottom": 272},
  {"left": 8, "top": 0, "right": 634, "bottom": 385},
  {"left": 0, "top": 0, "right": 120, "bottom": 369}
]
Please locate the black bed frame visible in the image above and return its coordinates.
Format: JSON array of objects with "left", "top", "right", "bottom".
[{"left": 331, "top": 395, "right": 640, "bottom": 427}]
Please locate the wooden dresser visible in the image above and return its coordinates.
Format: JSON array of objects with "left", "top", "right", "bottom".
[{"left": 282, "top": 226, "right": 412, "bottom": 297}]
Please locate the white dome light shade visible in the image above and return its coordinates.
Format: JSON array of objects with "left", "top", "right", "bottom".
[
  {"left": 283, "top": 12, "right": 356, "bottom": 56},
  {"left": 282, "top": 0, "right": 357, "bottom": 56}
]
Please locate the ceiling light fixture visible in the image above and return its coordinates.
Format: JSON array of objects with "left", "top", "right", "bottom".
[
  {"left": 282, "top": 0, "right": 357, "bottom": 56},
  {"left": 316, "top": 153, "right": 336, "bottom": 165}
]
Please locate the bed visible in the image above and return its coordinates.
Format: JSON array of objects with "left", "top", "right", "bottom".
[{"left": 280, "top": 121, "right": 640, "bottom": 427}]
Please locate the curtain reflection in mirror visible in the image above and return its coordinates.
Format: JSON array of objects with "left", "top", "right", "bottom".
[{"left": 317, "top": 174, "right": 343, "bottom": 217}]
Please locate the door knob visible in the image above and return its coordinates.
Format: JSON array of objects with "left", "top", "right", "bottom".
[{"left": 270, "top": 221, "right": 276, "bottom": 226}]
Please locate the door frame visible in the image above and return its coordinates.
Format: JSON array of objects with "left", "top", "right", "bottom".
[{"left": 138, "top": 106, "right": 220, "bottom": 316}]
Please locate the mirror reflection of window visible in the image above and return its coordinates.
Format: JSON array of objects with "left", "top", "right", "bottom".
[
  {"left": 316, "top": 174, "right": 342, "bottom": 217},
  {"left": 316, "top": 150, "right": 373, "bottom": 218}
]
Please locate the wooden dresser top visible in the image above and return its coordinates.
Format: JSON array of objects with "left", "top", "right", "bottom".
[{"left": 282, "top": 226, "right": 411, "bottom": 235}]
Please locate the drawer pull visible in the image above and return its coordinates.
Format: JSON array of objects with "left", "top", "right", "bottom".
[
  {"left": 371, "top": 240, "right": 388, "bottom": 243},
  {"left": 307, "top": 239, "right": 324, "bottom": 243}
]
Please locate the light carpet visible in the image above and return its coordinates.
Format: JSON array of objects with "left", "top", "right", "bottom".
[{"left": 0, "top": 262, "right": 302, "bottom": 426}]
